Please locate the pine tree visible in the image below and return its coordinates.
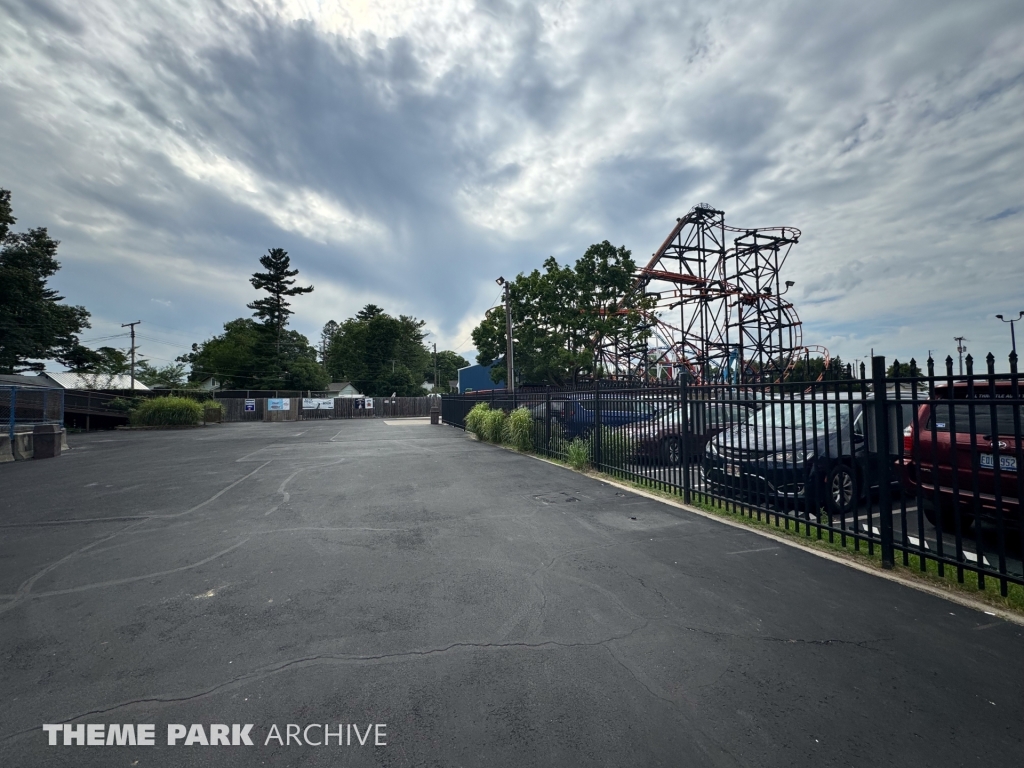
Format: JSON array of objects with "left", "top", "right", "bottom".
[
  {"left": 0, "top": 188, "right": 94, "bottom": 373},
  {"left": 246, "top": 248, "right": 313, "bottom": 354}
]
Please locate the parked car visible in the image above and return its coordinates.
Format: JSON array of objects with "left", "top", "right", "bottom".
[
  {"left": 623, "top": 399, "right": 759, "bottom": 464},
  {"left": 530, "top": 396, "right": 656, "bottom": 438},
  {"left": 901, "top": 381, "right": 1021, "bottom": 530},
  {"left": 703, "top": 393, "right": 916, "bottom": 515}
]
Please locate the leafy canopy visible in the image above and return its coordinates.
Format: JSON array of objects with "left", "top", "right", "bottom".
[
  {"left": 323, "top": 306, "right": 433, "bottom": 396},
  {"left": 180, "top": 318, "right": 327, "bottom": 391},
  {"left": 433, "top": 350, "right": 469, "bottom": 390},
  {"left": 471, "top": 241, "right": 651, "bottom": 386},
  {"left": 0, "top": 188, "right": 94, "bottom": 373}
]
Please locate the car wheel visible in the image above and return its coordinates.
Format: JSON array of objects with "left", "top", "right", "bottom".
[
  {"left": 826, "top": 464, "right": 858, "bottom": 516},
  {"left": 660, "top": 437, "right": 682, "bottom": 465}
]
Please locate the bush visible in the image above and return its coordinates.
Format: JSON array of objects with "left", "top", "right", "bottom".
[
  {"left": 465, "top": 402, "right": 490, "bottom": 437},
  {"left": 502, "top": 407, "right": 533, "bottom": 451},
  {"left": 482, "top": 408, "right": 507, "bottom": 443},
  {"left": 108, "top": 396, "right": 144, "bottom": 412},
  {"left": 566, "top": 437, "right": 590, "bottom": 470},
  {"left": 130, "top": 396, "right": 204, "bottom": 426}
]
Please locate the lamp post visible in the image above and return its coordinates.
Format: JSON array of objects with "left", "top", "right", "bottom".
[
  {"left": 996, "top": 311, "right": 1024, "bottom": 356},
  {"left": 496, "top": 276, "right": 514, "bottom": 393}
]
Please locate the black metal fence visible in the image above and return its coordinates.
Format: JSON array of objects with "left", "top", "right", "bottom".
[
  {"left": 2, "top": 386, "right": 65, "bottom": 440},
  {"left": 442, "top": 354, "right": 1024, "bottom": 594}
]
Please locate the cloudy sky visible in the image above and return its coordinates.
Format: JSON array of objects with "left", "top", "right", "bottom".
[{"left": 2, "top": 0, "right": 1022, "bottom": 372}]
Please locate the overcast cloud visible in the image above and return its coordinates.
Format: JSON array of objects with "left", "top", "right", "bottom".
[{"left": 1, "top": 0, "right": 1022, "bottom": 370}]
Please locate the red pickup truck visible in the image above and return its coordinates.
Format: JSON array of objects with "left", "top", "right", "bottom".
[{"left": 901, "top": 381, "right": 1022, "bottom": 531}]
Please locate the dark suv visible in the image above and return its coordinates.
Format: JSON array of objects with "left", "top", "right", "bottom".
[
  {"left": 704, "top": 394, "right": 915, "bottom": 516},
  {"left": 901, "top": 382, "right": 1022, "bottom": 530}
]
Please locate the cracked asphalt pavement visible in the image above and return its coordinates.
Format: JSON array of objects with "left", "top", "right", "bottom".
[{"left": 1, "top": 420, "right": 1021, "bottom": 766}]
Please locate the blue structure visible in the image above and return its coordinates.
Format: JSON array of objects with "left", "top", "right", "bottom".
[{"left": 458, "top": 361, "right": 505, "bottom": 394}]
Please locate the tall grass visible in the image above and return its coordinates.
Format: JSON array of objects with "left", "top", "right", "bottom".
[
  {"left": 502, "top": 407, "right": 533, "bottom": 451},
  {"left": 130, "top": 396, "right": 204, "bottom": 426},
  {"left": 482, "top": 408, "right": 507, "bottom": 443},
  {"left": 465, "top": 402, "right": 490, "bottom": 437},
  {"left": 566, "top": 437, "right": 590, "bottom": 470}
]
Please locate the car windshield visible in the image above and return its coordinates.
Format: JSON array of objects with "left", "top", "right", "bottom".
[
  {"left": 745, "top": 401, "right": 854, "bottom": 432},
  {"left": 929, "top": 403, "right": 1023, "bottom": 436},
  {"left": 656, "top": 403, "right": 744, "bottom": 428}
]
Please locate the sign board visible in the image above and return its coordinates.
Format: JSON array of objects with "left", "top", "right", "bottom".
[
  {"left": 302, "top": 398, "right": 335, "bottom": 410},
  {"left": 364, "top": 398, "right": 373, "bottom": 410},
  {"left": 267, "top": 398, "right": 290, "bottom": 411},
  {"left": 244, "top": 399, "right": 256, "bottom": 412}
]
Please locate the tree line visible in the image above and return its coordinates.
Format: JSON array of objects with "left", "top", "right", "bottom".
[{"left": 0, "top": 188, "right": 466, "bottom": 394}]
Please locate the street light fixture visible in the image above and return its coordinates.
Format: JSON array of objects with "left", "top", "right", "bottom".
[{"left": 996, "top": 311, "right": 1024, "bottom": 356}]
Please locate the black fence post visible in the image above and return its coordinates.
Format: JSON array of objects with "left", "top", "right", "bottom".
[
  {"left": 681, "top": 375, "right": 691, "bottom": 504},
  {"left": 545, "top": 387, "right": 551, "bottom": 456},
  {"left": 593, "top": 378, "right": 602, "bottom": 468},
  {"left": 871, "top": 356, "right": 894, "bottom": 569}
]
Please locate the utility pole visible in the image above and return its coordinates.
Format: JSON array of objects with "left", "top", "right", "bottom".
[
  {"left": 496, "top": 276, "right": 515, "bottom": 393},
  {"left": 121, "top": 321, "right": 141, "bottom": 389},
  {"left": 954, "top": 336, "right": 968, "bottom": 376},
  {"left": 433, "top": 342, "right": 438, "bottom": 393}
]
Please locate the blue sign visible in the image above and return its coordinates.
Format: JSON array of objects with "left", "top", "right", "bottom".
[{"left": 244, "top": 399, "right": 256, "bottom": 412}]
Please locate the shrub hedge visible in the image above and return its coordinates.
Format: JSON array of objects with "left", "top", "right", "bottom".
[{"left": 130, "top": 396, "right": 204, "bottom": 426}]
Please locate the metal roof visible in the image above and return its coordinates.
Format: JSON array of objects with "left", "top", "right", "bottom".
[
  {"left": 0, "top": 374, "right": 49, "bottom": 387},
  {"left": 38, "top": 371, "right": 151, "bottom": 390}
]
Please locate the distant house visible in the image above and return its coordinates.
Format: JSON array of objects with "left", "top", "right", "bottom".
[
  {"left": 457, "top": 361, "right": 504, "bottom": 394},
  {"left": 326, "top": 381, "right": 363, "bottom": 398},
  {"left": 36, "top": 371, "right": 151, "bottom": 390},
  {"left": 194, "top": 375, "right": 223, "bottom": 392}
]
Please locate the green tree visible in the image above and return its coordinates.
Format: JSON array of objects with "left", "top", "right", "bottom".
[
  {"left": 324, "top": 305, "right": 432, "bottom": 396},
  {"left": 471, "top": 241, "right": 651, "bottom": 386},
  {"left": 319, "top": 320, "right": 339, "bottom": 363},
  {"left": 135, "top": 360, "right": 188, "bottom": 388},
  {"left": 247, "top": 248, "right": 314, "bottom": 355},
  {"left": 83, "top": 346, "right": 130, "bottom": 375},
  {"left": 433, "top": 350, "right": 469, "bottom": 391},
  {"left": 180, "top": 318, "right": 327, "bottom": 391},
  {"left": 0, "top": 188, "right": 94, "bottom": 373},
  {"left": 886, "top": 359, "right": 922, "bottom": 378}
]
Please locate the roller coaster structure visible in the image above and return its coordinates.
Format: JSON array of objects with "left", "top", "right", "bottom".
[{"left": 594, "top": 204, "right": 829, "bottom": 384}]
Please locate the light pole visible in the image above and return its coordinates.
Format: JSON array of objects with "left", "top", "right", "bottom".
[
  {"left": 496, "top": 276, "right": 514, "bottom": 393},
  {"left": 996, "top": 311, "right": 1023, "bottom": 357}
]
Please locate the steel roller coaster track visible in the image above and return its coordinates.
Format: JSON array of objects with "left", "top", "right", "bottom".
[{"left": 594, "top": 204, "right": 830, "bottom": 384}]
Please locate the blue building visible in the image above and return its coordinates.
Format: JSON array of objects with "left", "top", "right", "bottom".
[{"left": 458, "top": 361, "right": 505, "bottom": 393}]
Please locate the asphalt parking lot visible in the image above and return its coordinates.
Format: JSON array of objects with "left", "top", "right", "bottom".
[{"left": 1, "top": 420, "right": 1021, "bottom": 766}]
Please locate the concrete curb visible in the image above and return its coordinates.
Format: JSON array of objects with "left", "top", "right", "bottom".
[{"left": 477, "top": 436, "right": 1024, "bottom": 627}]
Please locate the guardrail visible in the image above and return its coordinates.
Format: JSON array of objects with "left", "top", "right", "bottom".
[{"left": 442, "top": 353, "right": 1023, "bottom": 594}]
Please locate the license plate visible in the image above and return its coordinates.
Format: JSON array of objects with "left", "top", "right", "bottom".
[
  {"left": 980, "top": 454, "right": 1017, "bottom": 472},
  {"left": 726, "top": 464, "right": 742, "bottom": 477}
]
